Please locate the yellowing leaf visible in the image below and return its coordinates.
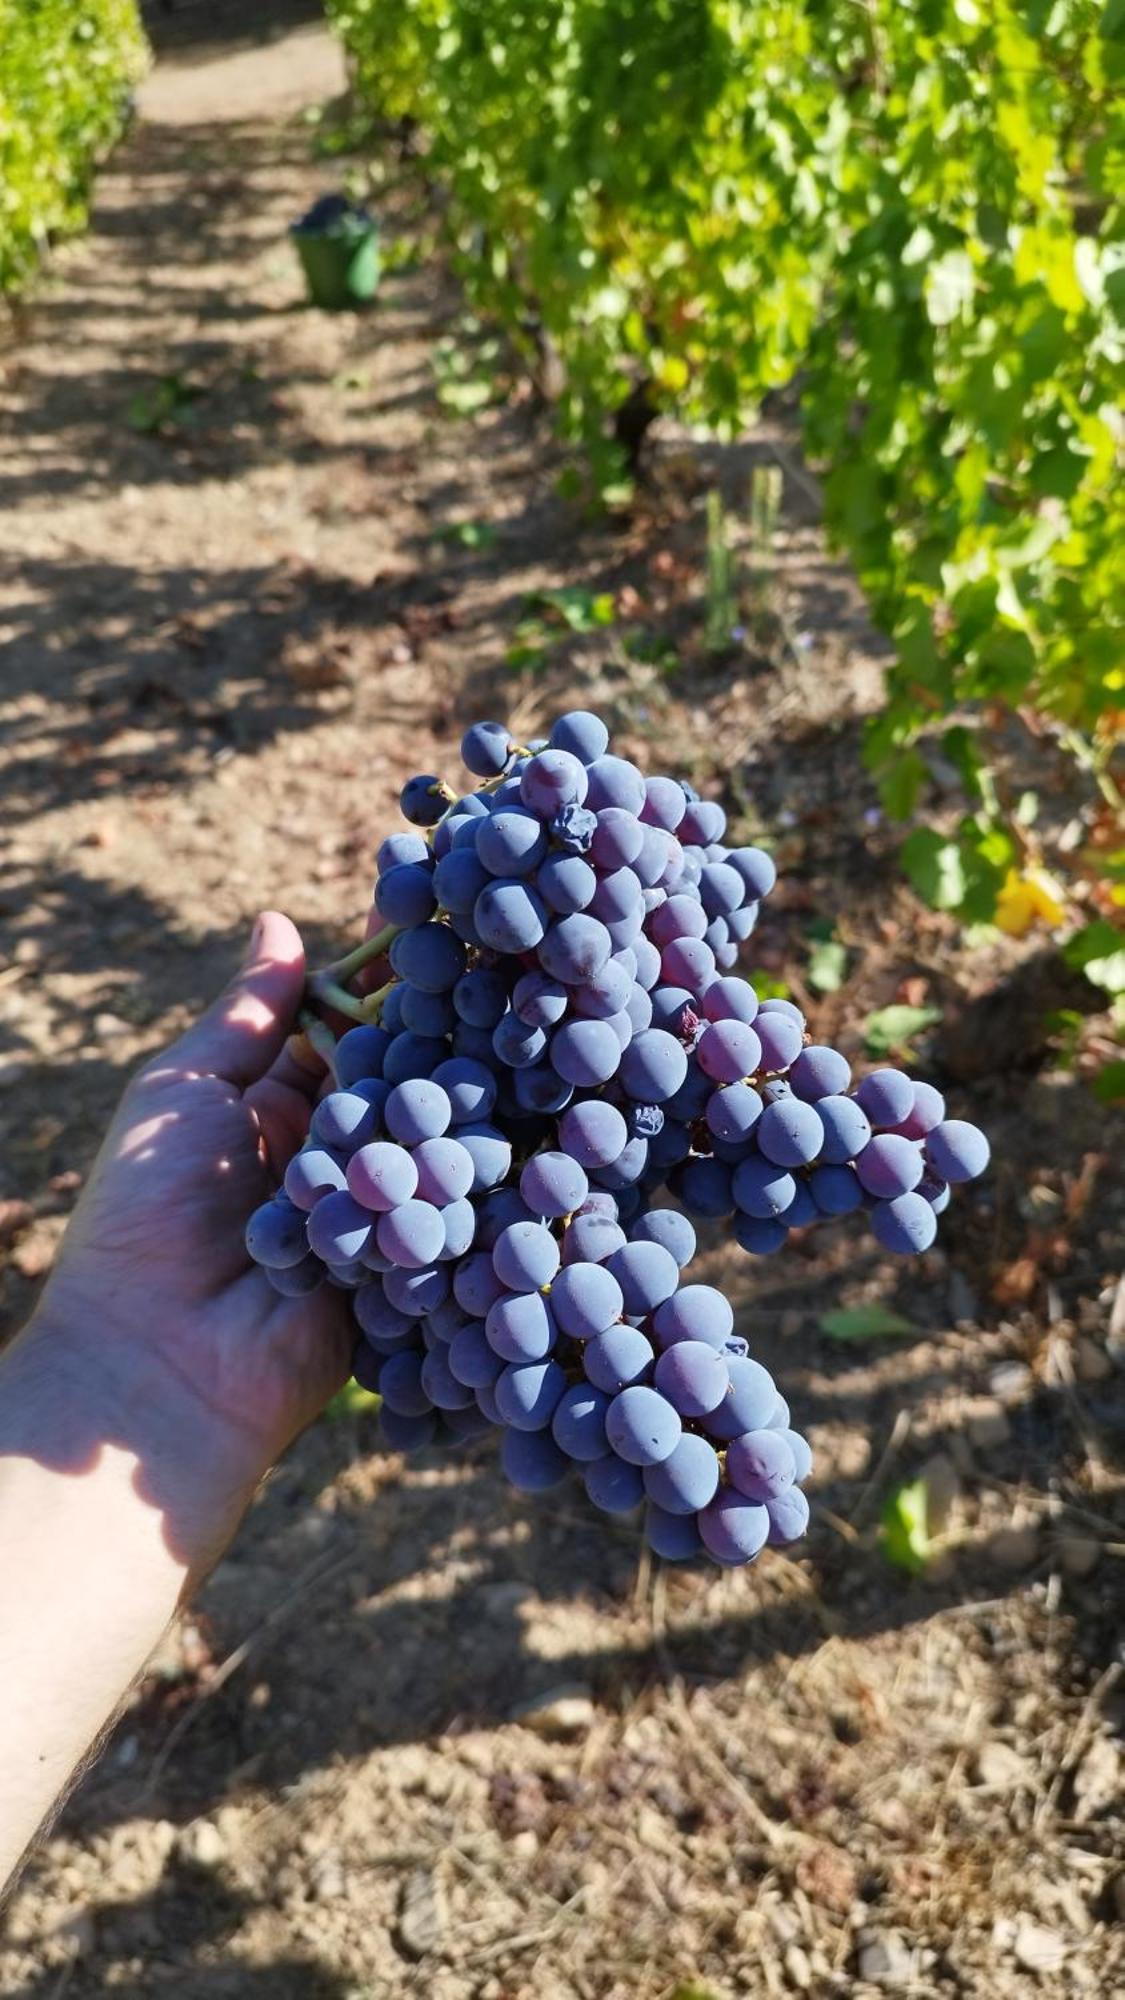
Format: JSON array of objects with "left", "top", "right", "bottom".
[{"left": 994, "top": 867, "right": 1067, "bottom": 937}]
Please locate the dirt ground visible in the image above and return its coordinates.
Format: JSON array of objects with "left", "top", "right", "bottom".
[{"left": 1, "top": 11, "right": 1122, "bottom": 1998}]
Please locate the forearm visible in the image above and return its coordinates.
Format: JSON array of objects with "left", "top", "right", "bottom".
[{"left": 0, "top": 1317, "right": 252, "bottom": 1894}]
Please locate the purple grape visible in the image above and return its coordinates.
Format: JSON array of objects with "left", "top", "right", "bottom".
[
  {"left": 605, "top": 1385, "right": 681, "bottom": 1465},
  {"left": 492, "top": 1219, "right": 561, "bottom": 1291},
  {"left": 552, "top": 1382, "right": 611, "bottom": 1460},
  {"left": 549, "top": 709, "right": 610, "bottom": 764},
  {"left": 439, "top": 1199, "right": 476, "bottom": 1258},
  {"left": 476, "top": 807, "right": 548, "bottom": 878},
  {"left": 650, "top": 1284, "right": 733, "bottom": 1351},
  {"left": 550, "top": 1261, "right": 624, "bottom": 1339},
  {"left": 375, "top": 862, "right": 437, "bottom": 928},
  {"left": 585, "top": 1454, "right": 645, "bottom": 1513},
  {"left": 629, "top": 1208, "right": 696, "bottom": 1267},
  {"left": 540, "top": 913, "right": 613, "bottom": 984},
  {"left": 680, "top": 798, "right": 726, "bottom": 845},
  {"left": 757, "top": 1098, "right": 825, "bottom": 1168},
  {"left": 384, "top": 1263, "right": 448, "bottom": 1316},
  {"left": 310, "top": 1090, "right": 382, "bottom": 1154},
  {"left": 474, "top": 879, "right": 549, "bottom": 952},
  {"left": 726, "top": 1428, "right": 796, "bottom": 1501},
  {"left": 698, "top": 1489, "right": 770, "bottom": 1565},
  {"left": 701, "top": 976, "right": 758, "bottom": 1024},
  {"left": 733, "top": 1214, "right": 788, "bottom": 1254},
  {"left": 381, "top": 1406, "right": 438, "bottom": 1451},
  {"left": 485, "top": 1290, "right": 556, "bottom": 1362},
  {"left": 654, "top": 1340, "right": 729, "bottom": 1418},
  {"left": 755, "top": 1010, "right": 805, "bottom": 1070},
  {"left": 390, "top": 923, "right": 466, "bottom": 993},
  {"left": 582, "top": 1323, "right": 654, "bottom": 1393},
  {"left": 375, "top": 1199, "right": 445, "bottom": 1270},
  {"left": 456, "top": 1122, "right": 513, "bottom": 1191},
  {"left": 520, "top": 1149, "right": 589, "bottom": 1217},
  {"left": 591, "top": 806, "right": 645, "bottom": 868},
  {"left": 305, "top": 1190, "right": 373, "bottom": 1264},
  {"left": 558, "top": 1098, "right": 628, "bottom": 1168},
  {"left": 697, "top": 1019, "right": 762, "bottom": 1084},
  {"left": 924, "top": 1119, "right": 990, "bottom": 1183},
  {"left": 705, "top": 1355, "right": 778, "bottom": 1440},
  {"left": 266, "top": 1254, "right": 325, "bottom": 1297},
  {"left": 493, "top": 1012, "right": 548, "bottom": 1069},
  {"left": 732, "top": 1155, "right": 796, "bottom": 1220},
  {"left": 495, "top": 1358, "right": 567, "bottom": 1430},
  {"left": 380, "top": 1350, "right": 432, "bottom": 1418},
  {"left": 513, "top": 970, "right": 569, "bottom": 1028},
  {"left": 378, "top": 831, "right": 429, "bottom": 872},
  {"left": 433, "top": 847, "right": 489, "bottom": 914},
  {"left": 809, "top": 1163, "right": 862, "bottom": 1215},
  {"left": 573, "top": 956, "right": 633, "bottom": 1018},
  {"left": 285, "top": 1146, "right": 347, "bottom": 1210},
  {"left": 816, "top": 1093, "right": 872, "bottom": 1165},
  {"left": 641, "top": 775, "right": 687, "bottom": 832},
  {"left": 537, "top": 852, "right": 596, "bottom": 913},
  {"left": 855, "top": 1133, "right": 924, "bottom": 1199},
  {"left": 550, "top": 1018, "right": 621, "bottom": 1086},
  {"left": 334, "top": 1023, "right": 394, "bottom": 1085},
  {"left": 699, "top": 861, "right": 745, "bottom": 919},
  {"left": 780, "top": 1429, "right": 813, "bottom": 1482},
  {"left": 449, "top": 1321, "right": 504, "bottom": 1389},
  {"left": 382, "top": 1031, "right": 448, "bottom": 1086},
  {"left": 645, "top": 1504, "right": 704, "bottom": 1559},
  {"left": 870, "top": 1191, "right": 939, "bottom": 1254},
  {"left": 400, "top": 985, "right": 456, "bottom": 1037},
  {"left": 461, "top": 718, "right": 513, "bottom": 776},
  {"left": 766, "top": 1486, "right": 810, "bottom": 1545},
  {"left": 453, "top": 1250, "right": 505, "bottom": 1316},
  {"left": 520, "top": 748, "right": 587, "bottom": 815},
  {"left": 855, "top": 1068, "right": 915, "bottom": 1129},
  {"left": 603, "top": 1240, "right": 679, "bottom": 1315},
  {"left": 453, "top": 965, "right": 509, "bottom": 1028},
  {"left": 892, "top": 1080, "right": 946, "bottom": 1139},
  {"left": 384, "top": 1080, "right": 451, "bottom": 1145},
  {"left": 411, "top": 1136, "right": 475, "bottom": 1204},
  {"left": 502, "top": 1426, "right": 570, "bottom": 1490},
  {"left": 659, "top": 936, "right": 717, "bottom": 995},
  {"left": 562, "top": 1212, "right": 627, "bottom": 1264},
  {"left": 706, "top": 1079, "right": 763, "bottom": 1143},
  {"left": 584, "top": 755, "right": 647, "bottom": 814},
  {"left": 643, "top": 1432, "right": 720, "bottom": 1513},
  {"left": 619, "top": 1029, "right": 688, "bottom": 1102},
  {"left": 432, "top": 1056, "right": 497, "bottom": 1123},
  {"left": 790, "top": 1045, "right": 852, "bottom": 1101},
  {"left": 677, "top": 1156, "right": 734, "bottom": 1218}
]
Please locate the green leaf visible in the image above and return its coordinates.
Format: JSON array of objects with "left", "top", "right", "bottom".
[
  {"left": 808, "top": 938, "right": 848, "bottom": 993},
  {"left": 437, "top": 378, "right": 494, "bottom": 415},
  {"left": 324, "top": 1382, "right": 380, "bottom": 1420},
  {"left": 1092, "top": 1060, "right": 1125, "bottom": 1104},
  {"left": 433, "top": 518, "right": 497, "bottom": 549},
  {"left": 745, "top": 969, "right": 790, "bottom": 1001},
  {"left": 882, "top": 1479, "right": 932, "bottom": 1574},
  {"left": 879, "top": 749, "right": 927, "bottom": 822},
  {"left": 819, "top": 1305, "right": 917, "bottom": 1342},
  {"left": 901, "top": 829, "right": 967, "bottom": 911},
  {"left": 1064, "top": 922, "right": 1125, "bottom": 996},
  {"left": 863, "top": 1003, "right": 941, "bottom": 1056},
  {"left": 924, "top": 250, "right": 975, "bottom": 327}
]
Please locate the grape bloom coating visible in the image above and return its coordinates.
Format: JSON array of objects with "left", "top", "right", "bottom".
[{"left": 246, "top": 711, "right": 990, "bottom": 1566}]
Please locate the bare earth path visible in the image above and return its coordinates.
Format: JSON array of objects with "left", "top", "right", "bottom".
[{"left": 1, "top": 16, "right": 1122, "bottom": 2000}]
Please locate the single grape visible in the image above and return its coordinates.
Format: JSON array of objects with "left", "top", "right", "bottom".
[
  {"left": 539, "top": 913, "right": 613, "bottom": 984},
  {"left": 653, "top": 1340, "right": 729, "bottom": 1419},
  {"left": 680, "top": 798, "right": 727, "bottom": 845},
  {"left": 334, "top": 1022, "right": 394, "bottom": 1086},
  {"left": 493, "top": 1012, "right": 548, "bottom": 1069},
  {"left": 558, "top": 1098, "right": 628, "bottom": 1170},
  {"left": 549, "top": 709, "right": 610, "bottom": 764},
  {"left": 494, "top": 1358, "right": 567, "bottom": 1431},
  {"left": 780, "top": 1429, "right": 813, "bottom": 1482},
  {"left": 628, "top": 1207, "right": 696, "bottom": 1268},
  {"left": 790, "top": 1045, "right": 852, "bottom": 1102},
  {"left": 305, "top": 1190, "right": 373, "bottom": 1265},
  {"left": 453, "top": 965, "right": 509, "bottom": 1028},
  {"left": 420, "top": 1346, "right": 475, "bottom": 1411},
  {"left": 380, "top": 1350, "right": 432, "bottom": 1418},
  {"left": 411, "top": 1136, "right": 475, "bottom": 1205},
  {"left": 462, "top": 719, "right": 513, "bottom": 776},
  {"left": 520, "top": 1149, "right": 589, "bottom": 1218},
  {"left": 854, "top": 1133, "right": 924, "bottom": 1199},
  {"left": 643, "top": 1432, "right": 720, "bottom": 1513},
  {"left": 732, "top": 1155, "right": 796, "bottom": 1220},
  {"left": 605, "top": 1240, "right": 680, "bottom": 1315},
  {"left": 755, "top": 1010, "right": 805, "bottom": 1070},
  {"left": 618, "top": 1029, "right": 688, "bottom": 1102},
  {"left": 605, "top": 1385, "right": 682, "bottom": 1465},
  {"left": 537, "top": 851, "right": 597, "bottom": 914},
  {"left": 433, "top": 847, "right": 489, "bottom": 915},
  {"left": 474, "top": 878, "right": 549, "bottom": 952},
  {"left": 726, "top": 1428, "right": 796, "bottom": 1501},
  {"left": 870, "top": 1191, "right": 939, "bottom": 1255},
  {"left": 855, "top": 1068, "right": 915, "bottom": 1130},
  {"left": 492, "top": 1219, "right": 561, "bottom": 1291},
  {"left": 815, "top": 1093, "right": 872, "bottom": 1165},
  {"left": 705, "top": 1355, "right": 778, "bottom": 1440},
  {"left": 698, "top": 1489, "right": 770, "bottom": 1565},
  {"left": 384, "top": 1263, "right": 448, "bottom": 1318},
  {"left": 924, "top": 1118, "right": 990, "bottom": 1183},
  {"left": 809, "top": 1163, "right": 862, "bottom": 1216},
  {"left": 757, "top": 1097, "right": 825, "bottom": 1169},
  {"left": 649, "top": 1284, "right": 733, "bottom": 1352},
  {"left": 377, "top": 831, "right": 430, "bottom": 872},
  {"left": 572, "top": 956, "right": 633, "bottom": 1019},
  {"left": 285, "top": 1145, "right": 347, "bottom": 1211},
  {"left": 431, "top": 1056, "right": 497, "bottom": 1123},
  {"left": 550, "top": 1018, "right": 621, "bottom": 1086},
  {"left": 700, "top": 975, "right": 758, "bottom": 1025},
  {"left": 585, "top": 1454, "right": 645, "bottom": 1514},
  {"left": 645, "top": 1504, "right": 704, "bottom": 1560},
  {"left": 456, "top": 1122, "right": 513, "bottom": 1191},
  {"left": 439, "top": 1199, "right": 476, "bottom": 1258},
  {"left": 551, "top": 1382, "right": 611, "bottom": 1461},
  {"left": 582, "top": 1323, "right": 654, "bottom": 1393},
  {"left": 449, "top": 1320, "right": 504, "bottom": 1389},
  {"left": 659, "top": 936, "right": 717, "bottom": 995},
  {"left": 266, "top": 1254, "right": 325, "bottom": 1297},
  {"left": 476, "top": 806, "right": 548, "bottom": 877},
  {"left": 520, "top": 747, "right": 588, "bottom": 814},
  {"left": 375, "top": 862, "right": 437, "bottom": 928},
  {"left": 584, "top": 754, "right": 647, "bottom": 815},
  {"left": 376, "top": 1198, "right": 446, "bottom": 1270},
  {"left": 384, "top": 1080, "right": 451, "bottom": 1146},
  {"left": 591, "top": 806, "right": 645, "bottom": 869},
  {"left": 513, "top": 970, "right": 569, "bottom": 1028},
  {"left": 502, "top": 1426, "right": 570, "bottom": 1491},
  {"left": 676, "top": 1156, "right": 734, "bottom": 1219},
  {"left": 550, "top": 1261, "right": 625, "bottom": 1340},
  {"left": 766, "top": 1485, "right": 810, "bottom": 1544},
  {"left": 485, "top": 1290, "right": 556, "bottom": 1363},
  {"left": 562, "top": 1212, "right": 627, "bottom": 1264},
  {"left": 705, "top": 1079, "right": 763, "bottom": 1143},
  {"left": 733, "top": 1213, "right": 788, "bottom": 1255},
  {"left": 697, "top": 1019, "right": 762, "bottom": 1084},
  {"left": 641, "top": 774, "right": 687, "bottom": 833},
  {"left": 310, "top": 1090, "right": 382, "bottom": 1154},
  {"left": 390, "top": 923, "right": 466, "bottom": 994}
]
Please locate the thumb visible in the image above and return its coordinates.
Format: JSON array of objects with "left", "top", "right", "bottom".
[{"left": 170, "top": 911, "right": 308, "bottom": 1089}]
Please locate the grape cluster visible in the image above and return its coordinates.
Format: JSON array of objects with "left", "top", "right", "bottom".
[{"left": 245, "top": 710, "right": 990, "bottom": 1567}]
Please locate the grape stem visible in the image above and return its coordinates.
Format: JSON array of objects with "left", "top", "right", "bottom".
[
  {"left": 296, "top": 1009, "right": 339, "bottom": 1068},
  {"left": 314, "top": 923, "right": 400, "bottom": 983}
]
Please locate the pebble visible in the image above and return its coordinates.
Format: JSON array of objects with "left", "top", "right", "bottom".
[
  {"left": 975, "top": 1740, "right": 1033, "bottom": 1790},
  {"left": 989, "top": 1361, "right": 1032, "bottom": 1402},
  {"left": 784, "top": 1941, "right": 812, "bottom": 1988},
  {"left": 990, "top": 1522, "right": 1040, "bottom": 1570},
  {"left": 1074, "top": 1337, "right": 1112, "bottom": 1383},
  {"left": 176, "top": 1818, "right": 226, "bottom": 1868},
  {"left": 1013, "top": 1918, "right": 1067, "bottom": 1974},
  {"left": 918, "top": 1452, "right": 959, "bottom": 1531},
  {"left": 512, "top": 1685, "right": 596, "bottom": 1738},
  {"left": 965, "top": 1400, "right": 1011, "bottom": 1450},
  {"left": 855, "top": 1929, "right": 915, "bottom": 1987},
  {"left": 396, "top": 1866, "right": 445, "bottom": 1959}
]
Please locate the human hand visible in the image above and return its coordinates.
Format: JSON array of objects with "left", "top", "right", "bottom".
[{"left": 21, "top": 911, "right": 354, "bottom": 1582}]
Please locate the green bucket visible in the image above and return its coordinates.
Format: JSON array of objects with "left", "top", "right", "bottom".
[{"left": 291, "top": 196, "right": 380, "bottom": 310}]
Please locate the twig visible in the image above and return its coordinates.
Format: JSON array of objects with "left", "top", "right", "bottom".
[{"left": 848, "top": 1407, "right": 912, "bottom": 1528}]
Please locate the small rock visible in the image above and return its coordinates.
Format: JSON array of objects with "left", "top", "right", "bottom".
[
  {"left": 856, "top": 1929, "right": 915, "bottom": 1987},
  {"left": 396, "top": 1866, "right": 445, "bottom": 1959},
  {"left": 975, "top": 1741, "right": 1033, "bottom": 1790},
  {"left": 990, "top": 1361, "right": 1033, "bottom": 1402},
  {"left": 1074, "top": 1337, "right": 1112, "bottom": 1383},
  {"left": 965, "top": 1401, "right": 1011, "bottom": 1450},
  {"left": 92, "top": 1012, "right": 131, "bottom": 1041},
  {"left": 1013, "top": 1918, "right": 1067, "bottom": 1974},
  {"left": 176, "top": 1818, "right": 226, "bottom": 1868},
  {"left": 311, "top": 1852, "right": 346, "bottom": 1900},
  {"left": 990, "top": 1522, "right": 1040, "bottom": 1570},
  {"left": 1057, "top": 1535, "right": 1100, "bottom": 1579},
  {"left": 784, "top": 1941, "right": 812, "bottom": 1989},
  {"left": 918, "top": 1452, "right": 959, "bottom": 1531},
  {"left": 513, "top": 1685, "right": 596, "bottom": 1738},
  {"left": 1072, "top": 1735, "right": 1120, "bottom": 1820}
]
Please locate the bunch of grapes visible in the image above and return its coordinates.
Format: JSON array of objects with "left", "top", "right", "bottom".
[{"left": 246, "top": 710, "right": 990, "bottom": 1567}]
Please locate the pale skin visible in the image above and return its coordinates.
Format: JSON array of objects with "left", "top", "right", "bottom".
[{"left": 0, "top": 912, "right": 354, "bottom": 1896}]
